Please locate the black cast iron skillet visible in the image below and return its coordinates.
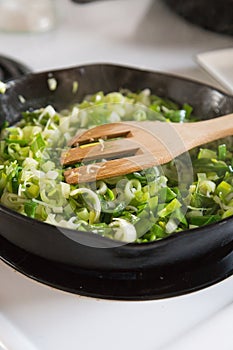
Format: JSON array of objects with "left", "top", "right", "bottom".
[{"left": 1, "top": 62, "right": 233, "bottom": 300}]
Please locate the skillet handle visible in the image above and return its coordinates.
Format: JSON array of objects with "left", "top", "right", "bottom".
[
  {"left": 0, "top": 56, "right": 31, "bottom": 127},
  {"left": 0, "top": 55, "right": 31, "bottom": 82}
]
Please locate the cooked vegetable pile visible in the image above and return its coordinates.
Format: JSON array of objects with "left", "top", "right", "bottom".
[{"left": 0, "top": 89, "right": 233, "bottom": 243}]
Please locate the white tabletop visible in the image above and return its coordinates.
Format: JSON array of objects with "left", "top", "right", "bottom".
[{"left": 0, "top": 0, "right": 233, "bottom": 349}]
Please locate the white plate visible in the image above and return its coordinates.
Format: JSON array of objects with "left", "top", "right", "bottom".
[{"left": 196, "top": 48, "right": 233, "bottom": 94}]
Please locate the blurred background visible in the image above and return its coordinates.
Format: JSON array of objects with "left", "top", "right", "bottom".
[{"left": 0, "top": 0, "right": 232, "bottom": 82}]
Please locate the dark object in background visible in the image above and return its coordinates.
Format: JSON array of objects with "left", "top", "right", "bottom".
[
  {"left": 163, "top": 0, "right": 233, "bottom": 36},
  {"left": 71, "top": 0, "right": 104, "bottom": 3}
]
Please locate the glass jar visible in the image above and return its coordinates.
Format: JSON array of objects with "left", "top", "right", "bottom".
[{"left": 0, "top": 0, "right": 56, "bottom": 33}]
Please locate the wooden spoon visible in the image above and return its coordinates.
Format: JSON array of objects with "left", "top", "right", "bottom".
[{"left": 62, "top": 113, "right": 233, "bottom": 184}]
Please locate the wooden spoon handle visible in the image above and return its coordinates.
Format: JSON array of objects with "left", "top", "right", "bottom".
[{"left": 173, "top": 113, "right": 233, "bottom": 151}]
